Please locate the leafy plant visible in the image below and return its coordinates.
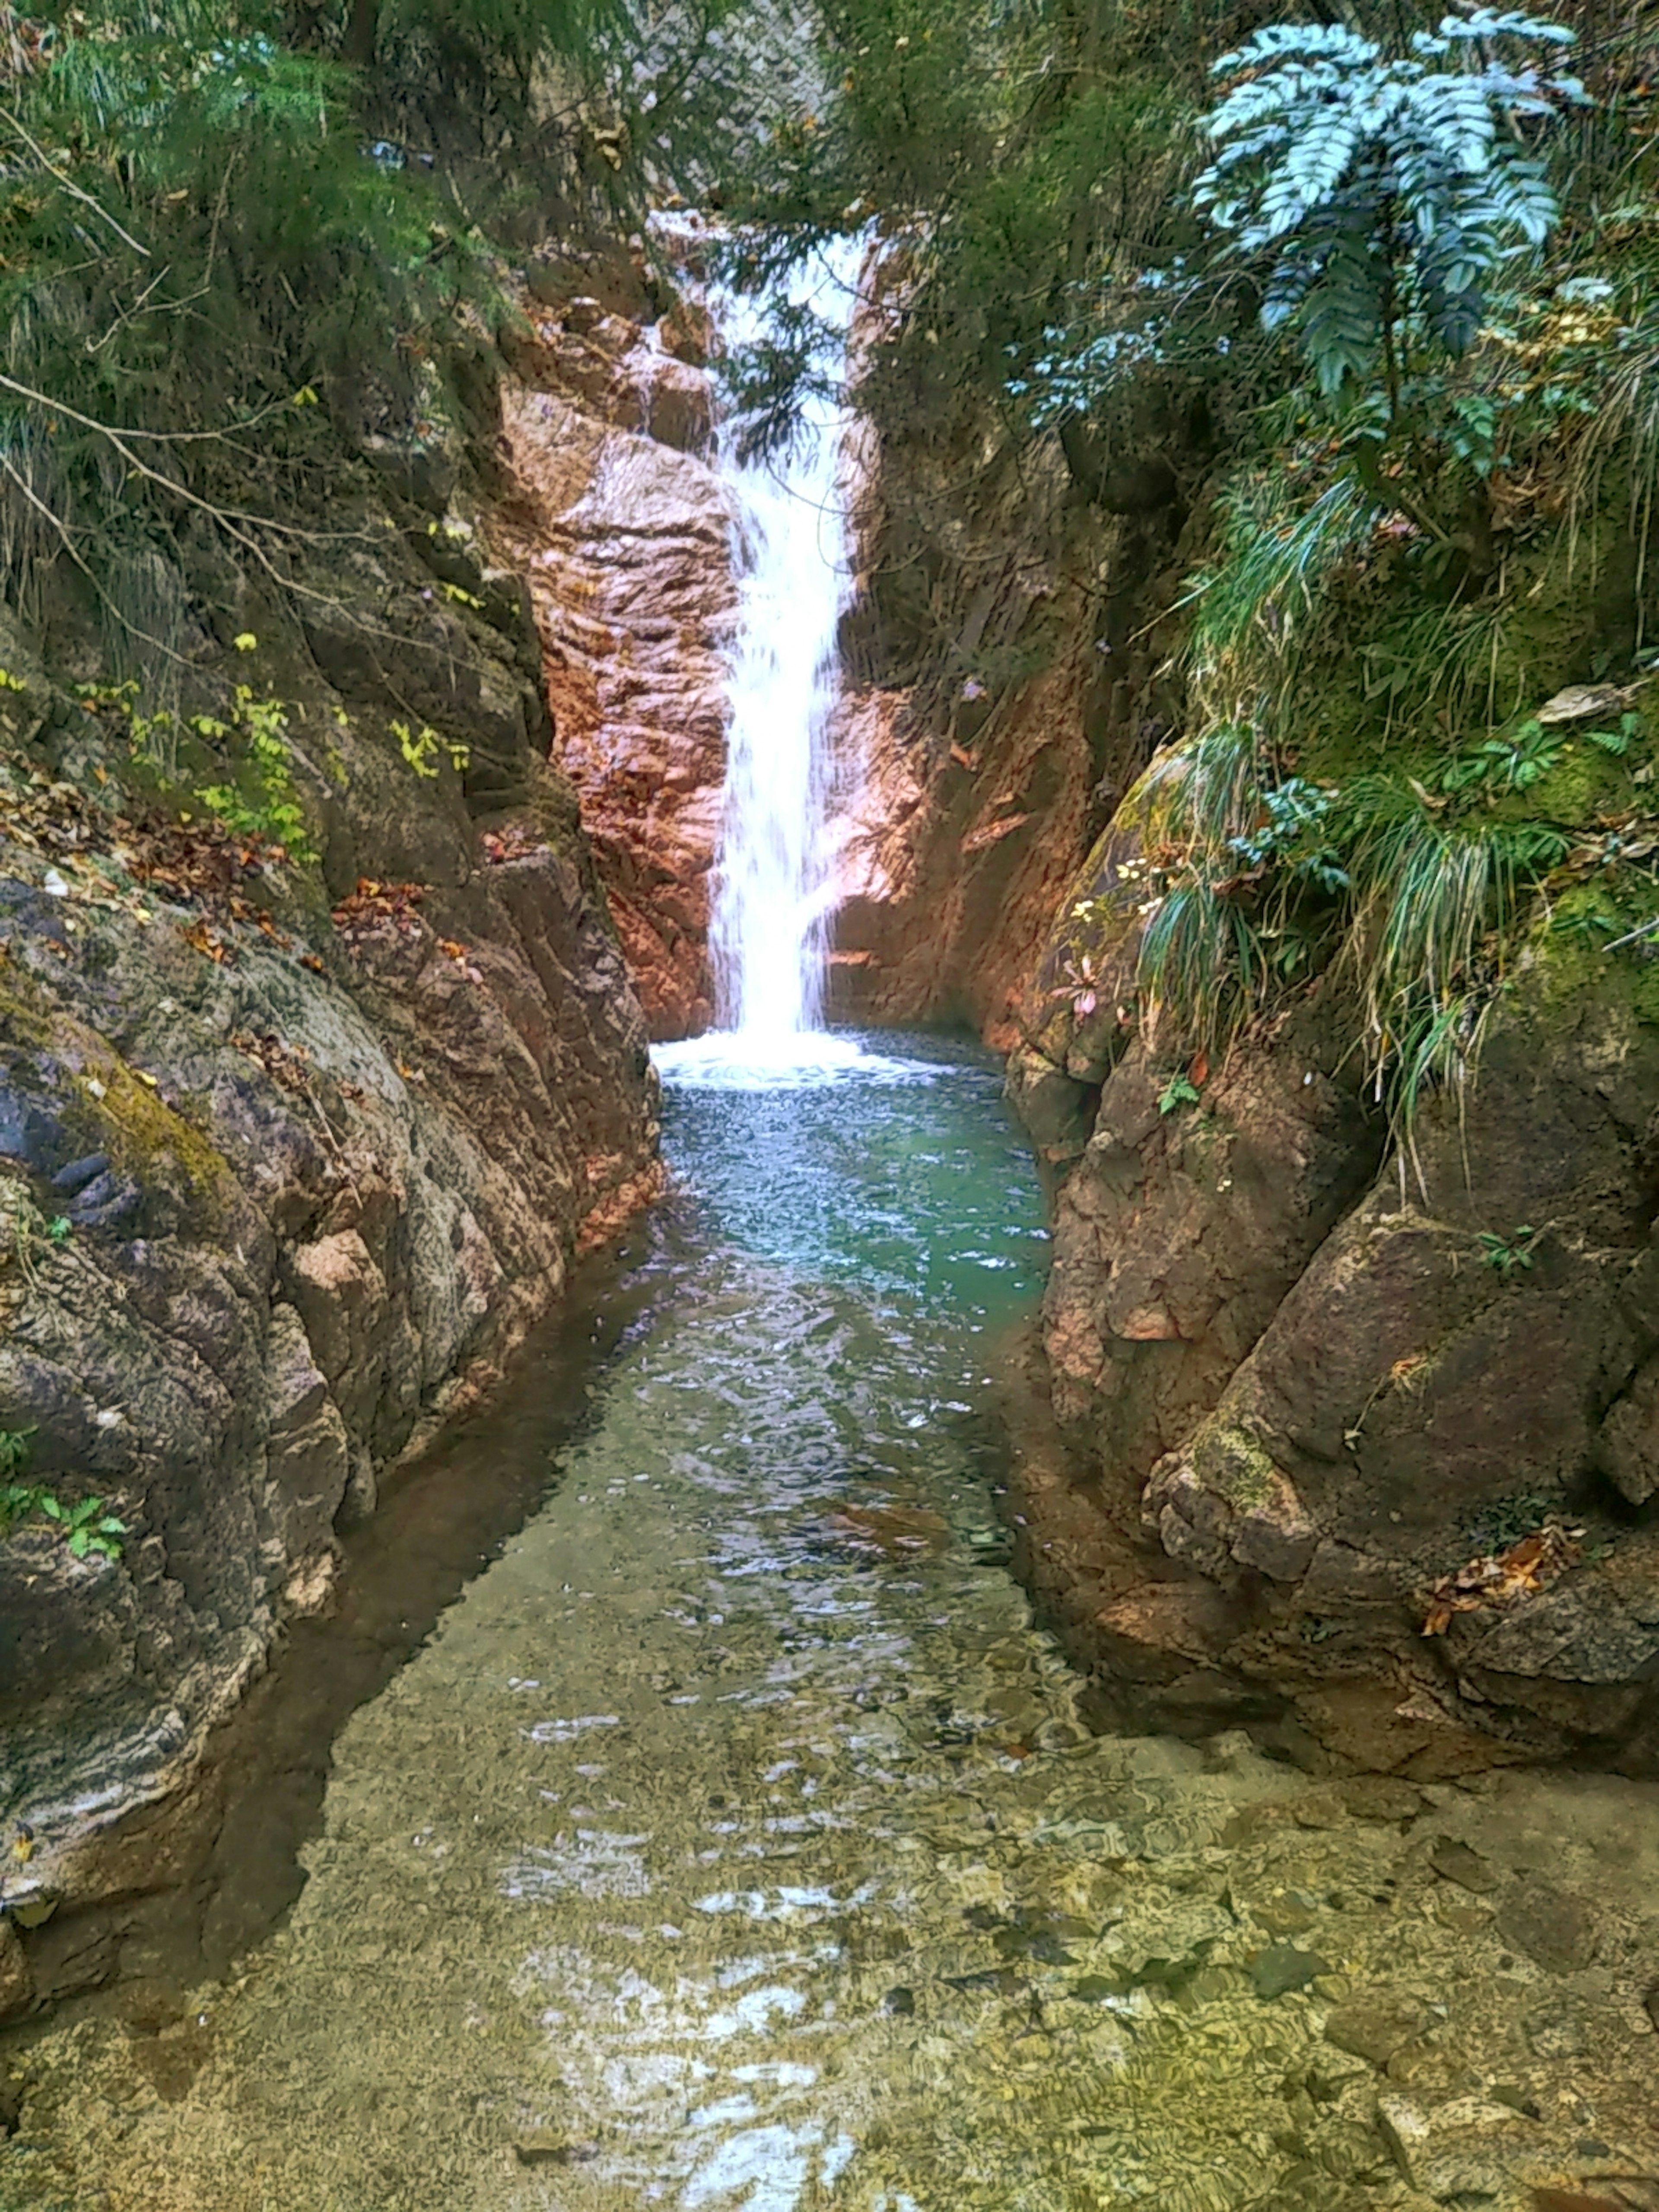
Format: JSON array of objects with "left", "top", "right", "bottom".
[
  {"left": 1157, "top": 1071, "right": 1202, "bottom": 1116},
  {"left": 37, "top": 1494, "right": 129, "bottom": 1561},
  {"left": 393, "top": 721, "right": 470, "bottom": 782},
  {"left": 0, "top": 1432, "right": 125, "bottom": 1562},
  {"left": 1183, "top": 474, "right": 1378, "bottom": 722},
  {"left": 197, "top": 688, "right": 313, "bottom": 859},
  {"left": 1478, "top": 1224, "right": 1540, "bottom": 1274},
  {"left": 0, "top": 1429, "right": 35, "bottom": 1481},
  {"left": 1195, "top": 13, "right": 1584, "bottom": 406},
  {"left": 1462, "top": 1487, "right": 1554, "bottom": 1548},
  {"left": 1140, "top": 874, "right": 1268, "bottom": 1054},
  {"left": 1440, "top": 720, "right": 1562, "bottom": 796},
  {"left": 1227, "top": 777, "right": 1350, "bottom": 895},
  {"left": 1586, "top": 712, "right": 1644, "bottom": 758}
]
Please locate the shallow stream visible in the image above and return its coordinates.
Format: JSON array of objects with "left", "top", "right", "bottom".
[{"left": 6, "top": 1033, "right": 1658, "bottom": 2212}]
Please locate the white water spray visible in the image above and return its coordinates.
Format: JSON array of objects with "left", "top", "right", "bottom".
[{"left": 707, "top": 241, "right": 861, "bottom": 1044}]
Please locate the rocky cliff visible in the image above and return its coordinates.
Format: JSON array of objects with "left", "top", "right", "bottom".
[
  {"left": 0, "top": 435, "right": 659, "bottom": 2012},
  {"left": 1006, "top": 799, "right": 1659, "bottom": 1780},
  {"left": 503, "top": 234, "right": 1129, "bottom": 1049},
  {"left": 496, "top": 244, "right": 731, "bottom": 1039}
]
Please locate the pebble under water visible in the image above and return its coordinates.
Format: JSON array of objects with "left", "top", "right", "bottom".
[{"left": 6, "top": 1031, "right": 1659, "bottom": 2212}]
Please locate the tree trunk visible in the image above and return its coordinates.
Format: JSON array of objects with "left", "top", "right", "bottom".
[{"left": 344, "top": 0, "right": 378, "bottom": 68}]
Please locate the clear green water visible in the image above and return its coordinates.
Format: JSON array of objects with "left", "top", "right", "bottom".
[{"left": 9, "top": 1033, "right": 1659, "bottom": 2212}]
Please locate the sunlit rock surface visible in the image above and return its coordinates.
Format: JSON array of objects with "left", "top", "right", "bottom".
[{"left": 500, "top": 371, "right": 734, "bottom": 1039}]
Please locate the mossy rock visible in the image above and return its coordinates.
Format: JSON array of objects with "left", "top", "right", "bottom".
[{"left": 1202, "top": 1423, "right": 1281, "bottom": 1512}]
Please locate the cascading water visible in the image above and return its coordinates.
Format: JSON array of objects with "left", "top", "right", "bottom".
[{"left": 705, "top": 241, "right": 862, "bottom": 1046}]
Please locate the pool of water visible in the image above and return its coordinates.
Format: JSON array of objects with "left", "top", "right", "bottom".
[{"left": 6, "top": 1032, "right": 1659, "bottom": 2212}]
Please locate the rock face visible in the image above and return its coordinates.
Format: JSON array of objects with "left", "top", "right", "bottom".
[
  {"left": 496, "top": 241, "right": 1114, "bottom": 1049},
  {"left": 826, "top": 664, "right": 1097, "bottom": 1049},
  {"left": 0, "top": 501, "right": 658, "bottom": 1997},
  {"left": 498, "top": 313, "right": 736, "bottom": 1038},
  {"left": 1007, "top": 811, "right": 1659, "bottom": 1776}
]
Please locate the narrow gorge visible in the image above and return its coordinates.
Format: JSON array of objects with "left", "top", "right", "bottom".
[{"left": 4, "top": 0, "right": 1659, "bottom": 2205}]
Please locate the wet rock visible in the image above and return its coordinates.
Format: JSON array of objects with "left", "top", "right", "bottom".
[
  {"left": 498, "top": 383, "right": 731, "bottom": 1038},
  {"left": 1324, "top": 1993, "right": 1430, "bottom": 2067},
  {"left": 1375, "top": 2094, "right": 1427, "bottom": 2183},
  {"left": 1434, "top": 1901, "right": 1494, "bottom": 1937},
  {"left": 1524, "top": 2001, "right": 1594, "bottom": 2059},
  {"left": 49, "top": 1151, "right": 108, "bottom": 1194},
  {"left": 0, "top": 1920, "right": 34, "bottom": 2020},
  {"left": 1311, "top": 2119, "right": 1391, "bottom": 2181},
  {"left": 993, "top": 1925, "right": 1077, "bottom": 1966},
  {"left": 1489, "top": 2083, "right": 1543, "bottom": 2120},
  {"left": 0, "top": 574, "right": 661, "bottom": 1933},
  {"left": 1070, "top": 1972, "right": 1125, "bottom": 2002},
  {"left": 128, "top": 2024, "right": 213, "bottom": 2104},
  {"left": 1532, "top": 2190, "right": 1636, "bottom": 2212},
  {"left": 1252, "top": 1944, "right": 1328, "bottom": 1999},
  {"left": 1254, "top": 1893, "right": 1319, "bottom": 1936},
  {"left": 1428, "top": 1837, "right": 1500, "bottom": 1893},
  {"left": 1595, "top": 1355, "right": 1659, "bottom": 1507},
  {"left": 1006, "top": 806, "right": 1659, "bottom": 1769},
  {"left": 1497, "top": 1878, "right": 1599, "bottom": 1974},
  {"left": 1340, "top": 1778, "right": 1426, "bottom": 1824}
]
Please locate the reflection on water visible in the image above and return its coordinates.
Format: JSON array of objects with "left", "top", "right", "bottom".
[{"left": 6, "top": 1033, "right": 1659, "bottom": 2212}]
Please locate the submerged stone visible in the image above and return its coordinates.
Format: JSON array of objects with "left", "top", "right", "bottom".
[
  {"left": 1323, "top": 1992, "right": 1430, "bottom": 2067},
  {"left": 1251, "top": 1944, "right": 1328, "bottom": 1999}
]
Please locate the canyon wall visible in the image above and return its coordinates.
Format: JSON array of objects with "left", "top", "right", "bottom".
[
  {"left": 1004, "top": 801, "right": 1659, "bottom": 1781},
  {"left": 503, "top": 240, "right": 1122, "bottom": 1049},
  {"left": 497, "top": 268, "right": 731, "bottom": 1039},
  {"left": 0, "top": 399, "right": 660, "bottom": 2012}
]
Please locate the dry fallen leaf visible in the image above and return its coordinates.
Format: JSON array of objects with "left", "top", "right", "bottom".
[{"left": 1421, "top": 1518, "right": 1583, "bottom": 1636}]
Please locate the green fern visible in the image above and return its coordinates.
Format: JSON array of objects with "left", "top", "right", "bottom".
[{"left": 1196, "top": 13, "right": 1584, "bottom": 402}]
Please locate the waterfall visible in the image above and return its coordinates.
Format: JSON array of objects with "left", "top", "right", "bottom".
[{"left": 707, "top": 240, "right": 861, "bottom": 1043}]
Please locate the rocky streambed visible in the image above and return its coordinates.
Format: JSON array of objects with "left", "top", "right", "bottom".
[{"left": 3, "top": 1035, "right": 1656, "bottom": 2212}]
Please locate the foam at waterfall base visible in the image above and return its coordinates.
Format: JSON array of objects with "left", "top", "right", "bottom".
[{"left": 654, "top": 1030, "right": 949, "bottom": 1091}]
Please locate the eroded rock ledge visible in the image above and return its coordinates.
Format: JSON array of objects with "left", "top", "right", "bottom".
[{"left": 1005, "top": 820, "right": 1659, "bottom": 1778}]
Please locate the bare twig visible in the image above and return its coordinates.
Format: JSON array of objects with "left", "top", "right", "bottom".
[
  {"left": 1603, "top": 913, "right": 1659, "bottom": 954},
  {"left": 0, "top": 105, "right": 151, "bottom": 257}
]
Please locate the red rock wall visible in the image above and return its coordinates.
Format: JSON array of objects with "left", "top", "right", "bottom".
[
  {"left": 499, "top": 365, "right": 734, "bottom": 1040},
  {"left": 496, "top": 266, "right": 1105, "bottom": 1049},
  {"left": 826, "top": 664, "right": 1095, "bottom": 1049}
]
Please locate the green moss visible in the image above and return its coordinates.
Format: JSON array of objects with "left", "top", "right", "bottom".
[
  {"left": 0, "top": 963, "right": 57, "bottom": 1050},
  {"left": 66, "top": 1046, "right": 233, "bottom": 1214},
  {"left": 1628, "top": 944, "right": 1659, "bottom": 1031},
  {"left": 1206, "top": 1425, "right": 1279, "bottom": 1512},
  {"left": 1525, "top": 878, "right": 1659, "bottom": 1030},
  {"left": 1498, "top": 734, "right": 1628, "bottom": 829}
]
